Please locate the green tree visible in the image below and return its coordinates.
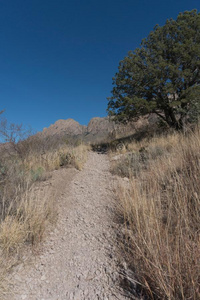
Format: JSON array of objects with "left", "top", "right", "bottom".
[{"left": 107, "top": 10, "right": 200, "bottom": 129}]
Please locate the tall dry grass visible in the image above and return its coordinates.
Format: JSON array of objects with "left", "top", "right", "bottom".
[
  {"left": 24, "top": 143, "right": 89, "bottom": 171},
  {"left": 117, "top": 127, "right": 200, "bottom": 299},
  {"left": 0, "top": 136, "right": 89, "bottom": 298}
]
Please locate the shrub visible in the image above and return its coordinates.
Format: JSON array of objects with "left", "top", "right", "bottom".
[{"left": 30, "top": 167, "right": 45, "bottom": 182}]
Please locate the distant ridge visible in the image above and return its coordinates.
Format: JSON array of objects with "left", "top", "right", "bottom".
[
  {"left": 39, "top": 117, "right": 117, "bottom": 142},
  {"left": 42, "top": 118, "right": 86, "bottom": 136},
  {"left": 38, "top": 115, "right": 157, "bottom": 143}
]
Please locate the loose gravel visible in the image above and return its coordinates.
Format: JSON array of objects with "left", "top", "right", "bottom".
[{"left": 9, "top": 152, "right": 131, "bottom": 300}]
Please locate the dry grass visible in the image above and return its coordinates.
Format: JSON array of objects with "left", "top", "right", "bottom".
[
  {"left": 116, "top": 127, "right": 200, "bottom": 299},
  {"left": 110, "top": 130, "right": 181, "bottom": 178},
  {"left": 0, "top": 137, "right": 89, "bottom": 298},
  {"left": 24, "top": 143, "right": 89, "bottom": 171}
]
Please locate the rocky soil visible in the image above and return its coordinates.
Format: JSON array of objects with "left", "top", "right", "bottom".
[{"left": 9, "top": 152, "right": 135, "bottom": 300}]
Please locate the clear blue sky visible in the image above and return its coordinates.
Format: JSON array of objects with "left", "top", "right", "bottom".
[{"left": 0, "top": 0, "right": 199, "bottom": 131}]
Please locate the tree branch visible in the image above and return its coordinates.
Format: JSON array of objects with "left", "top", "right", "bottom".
[{"left": 153, "top": 111, "right": 167, "bottom": 122}]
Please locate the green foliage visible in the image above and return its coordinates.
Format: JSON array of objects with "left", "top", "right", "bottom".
[
  {"left": 111, "top": 153, "right": 145, "bottom": 177},
  {"left": 108, "top": 10, "right": 200, "bottom": 129},
  {"left": 74, "top": 139, "right": 82, "bottom": 147},
  {"left": 0, "top": 164, "right": 6, "bottom": 176},
  {"left": 65, "top": 139, "right": 69, "bottom": 145},
  {"left": 59, "top": 152, "right": 74, "bottom": 167},
  {"left": 186, "top": 86, "right": 200, "bottom": 123},
  {"left": 30, "top": 167, "right": 44, "bottom": 182}
]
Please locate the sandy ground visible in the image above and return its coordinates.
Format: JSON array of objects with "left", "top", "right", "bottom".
[{"left": 8, "top": 152, "right": 132, "bottom": 300}]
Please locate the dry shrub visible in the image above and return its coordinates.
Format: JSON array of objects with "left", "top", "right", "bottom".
[
  {"left": 71, "top": 144, "right": 89, "bottom": 170},
  {"left": 0, "top": 133, "right": 89, "bottom": 297},
  {"left": 118, "top": 127, "right": 200, "bottom": 299},
  {"left": 0, "top": 187, "right": 56, "bottom": 299},
  {"left": 110, "top": 131, "right": 181, "bottom": 178},
  {"left": 0, "top": 216, "right": 26, "bottom": 254},
  {"left": 111, "top": 152, "right": 143, "bottom": 177},
  {"left": 17, "top": 188, "right": 57, "bottom": 245},
  {"left": 24, "top": 143, "right": 89, "bottom": 172}
]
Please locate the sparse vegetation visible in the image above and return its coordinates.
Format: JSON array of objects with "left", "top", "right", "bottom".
[
  {"left": 0, "top": 117, "right": 89, "bottom": 298},
  {"left": 113, "top": 126, "right": 200, "bottom": 299}
]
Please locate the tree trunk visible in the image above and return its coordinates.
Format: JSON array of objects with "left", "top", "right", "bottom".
[{"left": 164, "top": 108, "right": 183, "bottom": 130}]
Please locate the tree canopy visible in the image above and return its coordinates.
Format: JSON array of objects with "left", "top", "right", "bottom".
[{"left": 107, "top": 10, "right": 200, "bottom": 129}]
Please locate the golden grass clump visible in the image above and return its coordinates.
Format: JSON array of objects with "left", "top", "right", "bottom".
[
  {"left": 117, "top": 127, "right": 200, "bottom": 299},
  {"left": 24, "top": 143, "right": 89, "bottom": 172},
  {"left": 0, "top": 135, "right": 89, "bottom": 298},
  {"left": 0, "top": 216, "right": 26, "bottom": 254}
]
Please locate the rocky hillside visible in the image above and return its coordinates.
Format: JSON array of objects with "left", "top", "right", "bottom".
[
  {"left": 38, "top": 115, "right": 158, "bottom": 143},
  {"left": 42, "top": 119, "right": 86, "bottom": 137},
  {"left": 38, "top": 117, "right": 115, "bottom": 142}
]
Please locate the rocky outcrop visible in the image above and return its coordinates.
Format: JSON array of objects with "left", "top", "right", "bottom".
[
  {"left": 42, "top": 119, "right": 87, "bottom": 137},
  {"left": 39, "top": 117, "right": 116, "bottom": 141},
  {"left": 87, "top": 117, "right": 115, "bottom": 135},
  {"left": 38, "top": 114, "right": 158, "bottom": 143}
]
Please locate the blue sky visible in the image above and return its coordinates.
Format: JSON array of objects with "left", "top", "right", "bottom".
[{"left": 0, "top": 0, "right": 199, "bottom": 131}]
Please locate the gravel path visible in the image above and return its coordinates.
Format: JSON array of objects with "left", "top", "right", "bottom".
[{"left": 10, "top": 152, "right": 129, "bottom": 300}]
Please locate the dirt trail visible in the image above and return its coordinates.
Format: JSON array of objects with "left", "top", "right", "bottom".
[{"left": 10, "top": 152, "right": 129, "bottom": 300}]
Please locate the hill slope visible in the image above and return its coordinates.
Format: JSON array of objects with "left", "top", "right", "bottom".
[{"left": 38, "top": 115, "right": 156, "bottom": 143}]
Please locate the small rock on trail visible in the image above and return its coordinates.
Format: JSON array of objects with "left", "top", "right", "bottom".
[{"left": 10, "top": 152, "right": 130, "bottom": 300}]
